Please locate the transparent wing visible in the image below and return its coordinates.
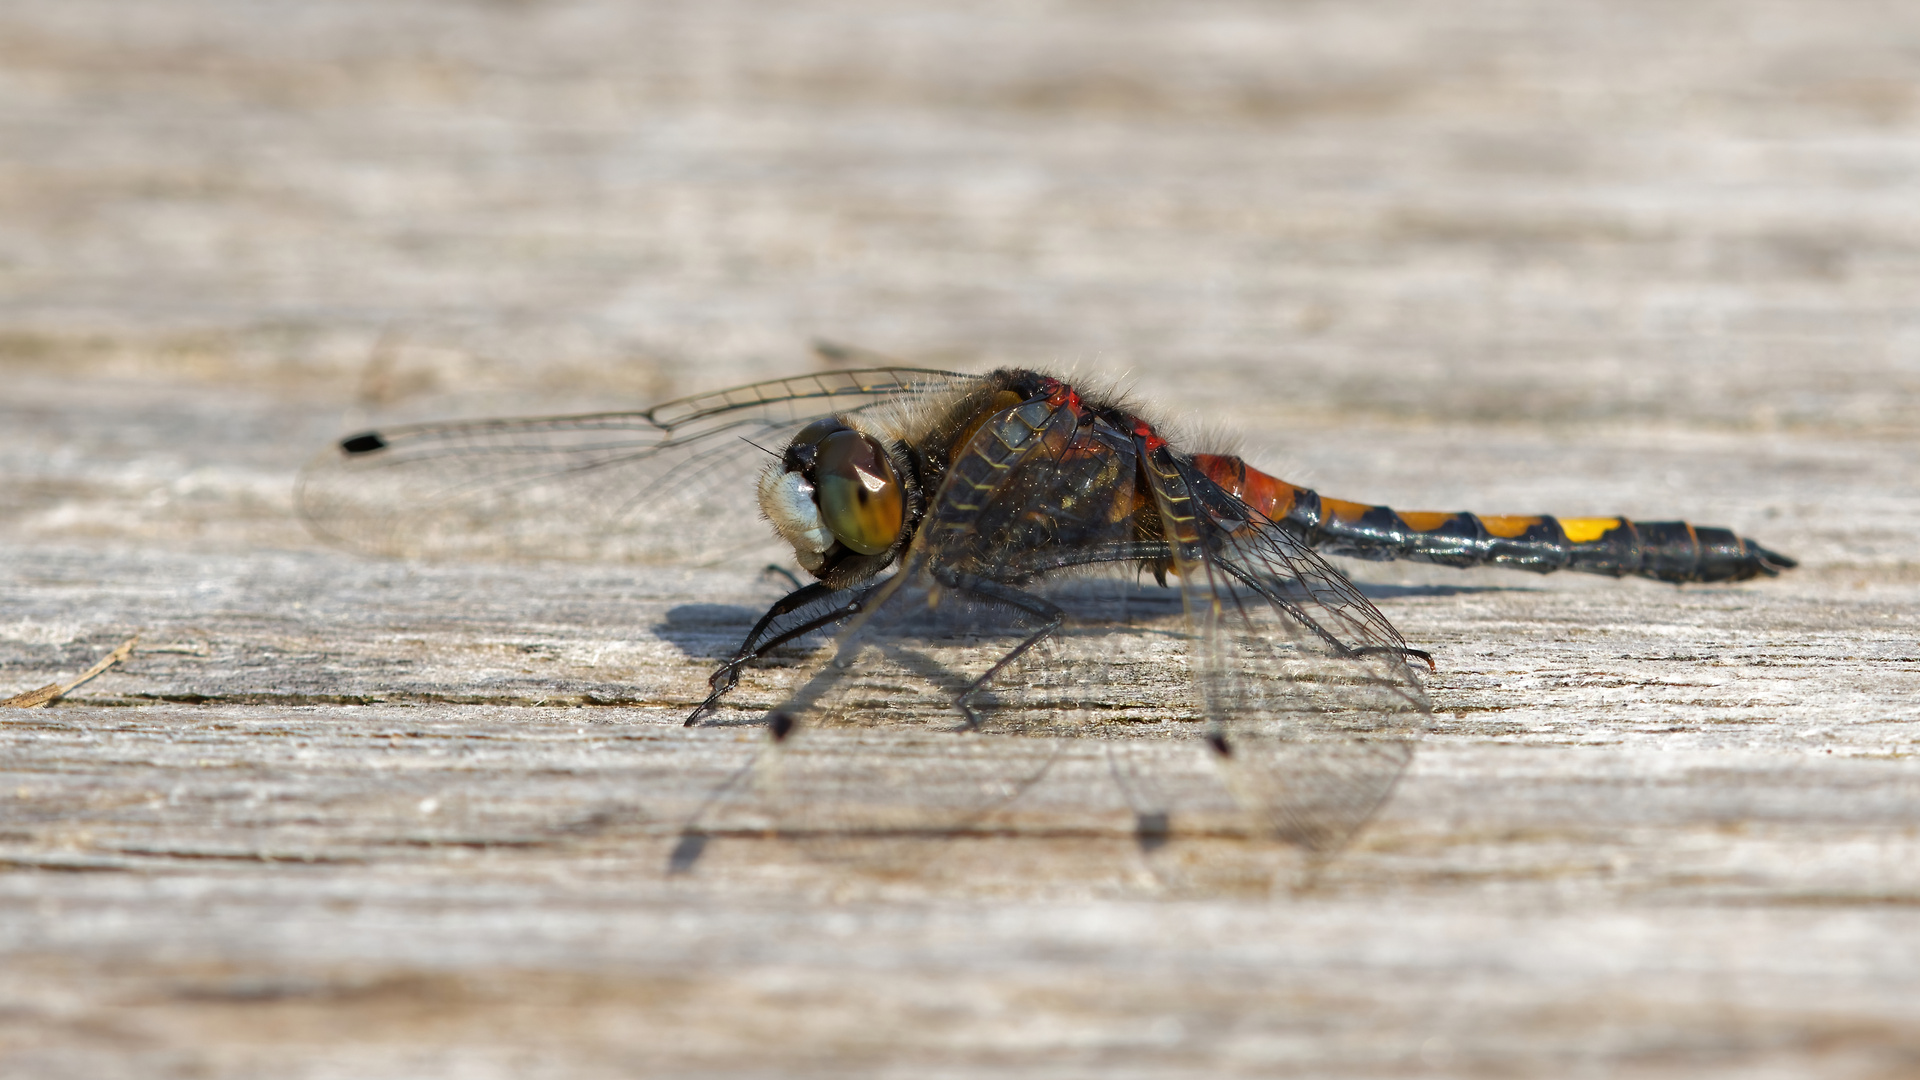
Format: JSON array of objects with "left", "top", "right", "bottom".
[
  {"left": 684, "top": 567, "right": 1081, "bottom": 876},
  {"left": 1140, "top": 444, "right": 1431, "bottom": 854},
  {"left": 296, "top": 367, "right": 972, "bottom": 563},
  {"left": 686, "top": 398, "right": 1429, "bottom": 884},
  {"left": 690, "top": 394, "right": 1116, "bottom": 872}
]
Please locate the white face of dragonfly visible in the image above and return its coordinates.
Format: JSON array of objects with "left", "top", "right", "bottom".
[{"left": 759, "top": 467, "right": 835, "bottom": 575}]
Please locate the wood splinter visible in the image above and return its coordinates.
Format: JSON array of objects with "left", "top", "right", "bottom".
[{"left": 2, "top": 635, "right": 140, "bottom": 708}]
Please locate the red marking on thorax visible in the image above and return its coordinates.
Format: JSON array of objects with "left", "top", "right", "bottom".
[
  {"left": 1193, "top": 454, "right": 1298, "bottom": 521},
  {"left": 1130, "top": 417, "right": 1167, "bottom": 452}
]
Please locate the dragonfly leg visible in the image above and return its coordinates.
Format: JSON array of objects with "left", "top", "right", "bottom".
[
  {"left": 1210, "top": 557, "right": 1435, "bottom": 675},
  {"left": 1345, "top": 644, "right": 1436, "bottom": 672},
  {"left": 685, "top": 582, "right": 860, "bottom": 726},
  {"left": 734, "top": 582, "right": 838, "bottom": 655},
  {"left": 929, "top": 568, "right": 1066, "bottom": 731},
  {"left": 760, "top": 563, "right": 805, "bottom": 591}
]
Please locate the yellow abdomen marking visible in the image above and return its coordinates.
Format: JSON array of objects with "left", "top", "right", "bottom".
[
  {"left": 1481, "top": 515, "right": 1542, "bottom": 539},
  {"left": 1320, "top": 497, "right": 1372, "bottom": 524},
  {"left": 1560, "top": 517, "right": 1622, "bottom": 544},
  {"left": 1397, "top": 511, "right": 1453, "bottom": 532}
]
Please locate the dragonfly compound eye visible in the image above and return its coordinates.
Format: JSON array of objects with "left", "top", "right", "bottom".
[
  {"left": 783, "top": 417, "right": 847, "bottom": 473},
  {"left": 815, "top": 430, "right": 902, "bottom": 555}
]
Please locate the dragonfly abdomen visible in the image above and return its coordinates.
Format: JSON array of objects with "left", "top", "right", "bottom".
[{"left": 1190, "top": 454, "right": 1794, "bottom": 583}]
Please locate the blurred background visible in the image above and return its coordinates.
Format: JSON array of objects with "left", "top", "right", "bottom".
[
  {"left": 4, "top": 5, "right": 1920, "bottom": 1076},
  {"left": 4, "top": 0, "right": 1916, "bottom": 566}
]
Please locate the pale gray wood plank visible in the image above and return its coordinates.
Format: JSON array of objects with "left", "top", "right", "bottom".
[{"left": 3, "top": 0, "right": 1919, "bottom": 1076}]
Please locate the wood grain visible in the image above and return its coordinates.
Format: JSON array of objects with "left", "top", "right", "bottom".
[{"left": 3, "top": 1, "right": 1918, "bottom": 1076}]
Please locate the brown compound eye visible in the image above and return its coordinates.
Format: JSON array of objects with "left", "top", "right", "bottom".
[{"left": 814, "top": 430, "right": 902, "bottom": 555}]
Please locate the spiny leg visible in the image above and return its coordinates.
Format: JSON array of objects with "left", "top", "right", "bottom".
[
  {"left": 929, "top": 567, "right": 1066, "bottom": 731},
  {"left": 1208, "top": 553, "right": 1434, "bottom": 675},
  {"left": 686, "top": 582, "right": 863, "bottom": 726},
  {"left": 1345, "top": 644, "right": 1435, "bottom": 671},
  {"left": 733, "top": 582, "right": 837, "bottom": 658}
]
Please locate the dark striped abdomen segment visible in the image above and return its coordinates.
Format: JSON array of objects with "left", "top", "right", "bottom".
[{"left": 1191, "top": 454, "right": 1795, "bottom": 584}]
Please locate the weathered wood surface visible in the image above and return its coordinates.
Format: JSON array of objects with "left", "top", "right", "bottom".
[{"left": 4, "top": 1, "right": 1919, "bottom": 1076}]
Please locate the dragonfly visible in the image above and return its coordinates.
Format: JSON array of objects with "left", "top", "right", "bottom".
[{"left": 298, "top": 366, "right": 1794, "bottom": 876}]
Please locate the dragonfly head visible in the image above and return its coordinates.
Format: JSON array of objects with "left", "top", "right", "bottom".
[{"left": 759, "top": 417, "right": 915, "bottom": 587}]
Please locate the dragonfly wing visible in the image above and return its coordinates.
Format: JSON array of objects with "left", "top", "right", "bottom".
[
  {"left": 698, "top": 394, "right": 1126, "bottom": 870},
  {"left": 691, "top": 565, "right": 1070, "bottom": 875},
  {"left": 1141, "top": 443, "right": 1431, "bottom": 853},
  {"left": 296, "top": 367, "right": 971, "bottom": 562}
]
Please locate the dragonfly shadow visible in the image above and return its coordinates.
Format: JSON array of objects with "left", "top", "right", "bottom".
[
  {"left": 657, "top": 584, "right": 1503, "bottom": 661},
  {"left": 1352, "top": 583, "right": 1535, "bottom": 600},
  {"left": 655, "top": 604, "right": 762, "bottom": 660}
]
